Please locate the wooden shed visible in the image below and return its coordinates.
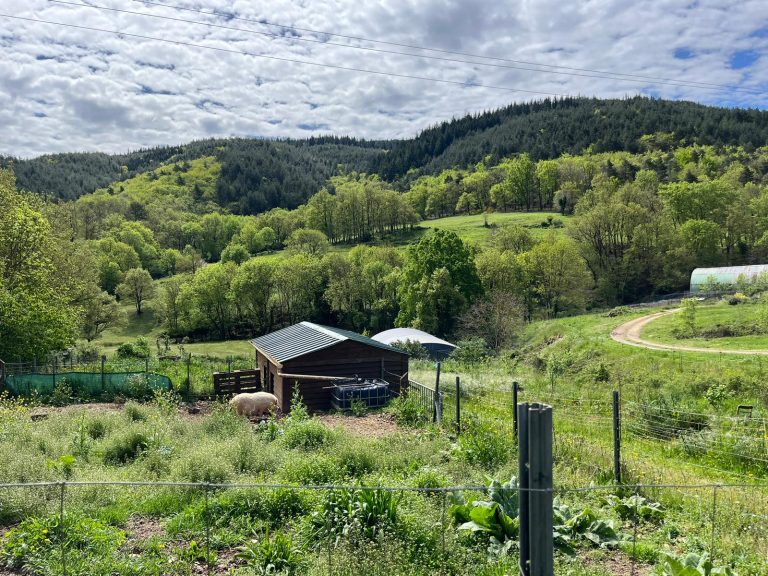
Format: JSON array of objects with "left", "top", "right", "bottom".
[{"left": 250, "top": 322, "right": 409, "bottom": 413}]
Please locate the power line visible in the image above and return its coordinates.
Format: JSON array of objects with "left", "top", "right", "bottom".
[
  {"left": 132, "top": 0, "right": 762, "bottom": 95},
  {"left": 0, "top": 13, "right": 571, "bottom": 97},
  {"left": 47, "top": 0, "right": 757, "bottom": 95}
]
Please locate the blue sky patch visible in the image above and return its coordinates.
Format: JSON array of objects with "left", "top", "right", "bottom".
[
  {"left": 750, "top": 26, "right": 768, "bottom": 38},
  {"left": 297, "top": 122, "right": 329, "bottom": 131},
  {"left": 674, "top": 47, "right": 694, "bottom": 60},
  {"left": 730, "top": 50, "right": 759, "bottom": 69}
]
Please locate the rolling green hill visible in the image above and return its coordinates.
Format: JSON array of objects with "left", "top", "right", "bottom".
[{"left": 6, "top": 96, "right": 768, "bottom": 211}]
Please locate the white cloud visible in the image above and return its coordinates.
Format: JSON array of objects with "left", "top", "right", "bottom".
[{"left": 0, "top": 0, "right": 766, "bottom": 157}]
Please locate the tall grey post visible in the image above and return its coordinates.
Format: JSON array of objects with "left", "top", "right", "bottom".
[{"left": 518, "top": 402, "right": 554, "bottom": 576}]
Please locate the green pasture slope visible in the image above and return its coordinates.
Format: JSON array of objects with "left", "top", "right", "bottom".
[{"left": 641, "top": 301, "right": 768, "bottom": 351}]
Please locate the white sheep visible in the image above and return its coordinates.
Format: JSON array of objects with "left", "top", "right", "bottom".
[{"left": 229, "top": 392, "right": 279, "bottom": 418}]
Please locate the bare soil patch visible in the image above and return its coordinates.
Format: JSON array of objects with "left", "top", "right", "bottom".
[
  {"left": 581, "top": 550, "right": 654, "bottom": 576},
  {"left": 316, "top": 412, "right": 402, "bottom": 438}
]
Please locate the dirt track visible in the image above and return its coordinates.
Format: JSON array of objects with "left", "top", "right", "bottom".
[{"left": 610, "top": 309, "right": 768, "bottom": 355}]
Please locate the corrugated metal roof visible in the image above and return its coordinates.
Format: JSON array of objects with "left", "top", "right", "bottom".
[
  {"left": 372, "top": 327, "right": 456, "bottom": 348},
  {"left": 250, "top": 322, "right": 406, "bottom": 364}
]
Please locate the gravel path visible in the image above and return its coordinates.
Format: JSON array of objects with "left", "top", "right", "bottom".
[{"left": 610, "top": 309, "right": 768, "bottom": 355}]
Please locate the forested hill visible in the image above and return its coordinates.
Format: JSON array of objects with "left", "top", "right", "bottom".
[{"left": 4, "top": 96, "right": 768, "bottom": 211}]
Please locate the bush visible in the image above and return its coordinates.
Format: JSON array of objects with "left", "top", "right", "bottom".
[
  {"left": 280, "top": 455, "right": 342, "bottom": 485},
  {"left": 236, "top": 529, "right": 303, "bottom": 575},
  {"left": 116, "top": 336, "right": 151, "bottom": 359},
  {"left": 388, "top": 394, "right": 429, "bottom": 428},
  {"left": 335, "top": 444, "right": 376, "bottom": 478},
  {"left": 605, "top": 306, "right": 631, "bottom": 317},
  {"left": 457, "top": 418, "right": 510, "bottom": 470},
  {"left": 123, "top": 401, "right": 148, "bottom": 422},
  {"left": 86, "top": 418, "right": 108, "bottom": 440},
  {"left": 450, "top": 338, "right": 490, "bottom": 364},
  {"left": 309, "top": 488, "right": 400, "bottom": 543},
  {"left": 103, "top": 431, "right": 149, "bottom": 464},
  {"left": 390, "top": 339, "right": 430, "bottom": 360},
  {"left": 282, "top": 420, "right": 334, "bottom": 451},
  {"left": 126, "top": 375, "right": 153, "bottom": 401},
  {"left": 0, "top": 514, "right": 125, "bottom": 571},
  {"left": 49, "top": 381, "right": 74, "bottom": 407},
  {"left": 175, "top": 451, "right": 231, "bottom": 484}
]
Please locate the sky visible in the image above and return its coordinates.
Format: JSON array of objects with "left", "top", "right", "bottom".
[{"left": 0, "top": 0, "right": 767, "bottom": 157}]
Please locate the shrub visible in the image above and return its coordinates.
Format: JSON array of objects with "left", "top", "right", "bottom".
[
  {"left": 204, "top": 402, "right": 245, "bottom": 436},
  {"left": 236, "top": 529, "right": 303, "bottom": 575},
  {"left": 280, "top": 455, "right": 341, "bottom": 485},
  {"left": 390, "top": 339, "right": 430, "bottom": 360},
  {"left": 126, "top": 375, "right": 153, "bottom": 401},
  {"left": 450, "top": 338, "right": 490, "bottom": 364},
  {"left": 123, "top": 401, "right": 148, "bottom": 422},
  {"left": 309, "top": 488, "right": 400, "bottom": 543},
  {"left": 49, "top": 381, "right": 74, "bottom": 407},
  {"left": 605, "top": 306, "right": 631, "bottom": 317},
  {"left": 457, "top": 418, "right": 510, "bottom": 470},
  {"left": 282, "top": 420, "right": 334, "bottom": 451},
  {"left": 350, "top": 399, "right": 367, "bottom": 417},
  {"left": 103, "top": 431, "right": 149, "bottom": 464},
  {"left": 0, "top": 514, "right": 125, "bottom": 571},
  {"left": 175, "top": 451, "right": 231, "bottom": 484},
  {"left": 116, "top": 336, "right": 151, "bottom": 359},
  {"left": 86, "top": 418, "right": 108, "bottom": 440},
  {"left": 388, "top": 394, "right": 429, "bottom": 428},
  {"left": 335, "top": 444, "right": 376, "bottom": 478}
]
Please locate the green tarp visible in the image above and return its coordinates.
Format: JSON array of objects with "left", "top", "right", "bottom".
[{"left": 3, "top": 371, "right": 172, "bottom": 397}]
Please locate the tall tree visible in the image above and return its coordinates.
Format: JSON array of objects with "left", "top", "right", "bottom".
[
  {"left": 117, "top": 268, "right": 155, "bottom": 315},
  {"left": 396, "top": 230, "right": 482, "bottom": 336}
]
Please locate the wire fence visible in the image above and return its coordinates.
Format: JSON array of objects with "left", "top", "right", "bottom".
[{"left": 1, "top": 480, "right": 767, "bottom": 575}]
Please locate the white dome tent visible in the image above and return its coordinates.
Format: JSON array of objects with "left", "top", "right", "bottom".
[{"left": 372, "top": 328, "right": 457, "bottom": 360}]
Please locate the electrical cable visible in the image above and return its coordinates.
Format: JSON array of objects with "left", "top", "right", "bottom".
[
  {"left": 46, "top": 0, "right": 761, "bottom": 95},
  {"left": 0, "top": 13, "right": 570, "bottom": 97},
  {"left": 132, "top": 0, "right": 762, "bottom": 94}
]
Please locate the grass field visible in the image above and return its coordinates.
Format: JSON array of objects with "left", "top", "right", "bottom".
[
  {"left": 5, "top": 302, "right": 768, "bottom": 574},
  {"left": 641, "top": 301, "right": 768, "bottom": 351},
  {"left": 419, "top": 211, "right": 570, "bottom": 246}
]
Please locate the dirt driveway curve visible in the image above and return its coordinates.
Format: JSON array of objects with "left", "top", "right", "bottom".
[{"left": 610, "top": 309, "right": 768, "bottom": 355}]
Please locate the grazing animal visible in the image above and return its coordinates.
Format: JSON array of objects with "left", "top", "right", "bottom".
[{"left": 229, "top": 392, "right": 278, "bottom": 418}]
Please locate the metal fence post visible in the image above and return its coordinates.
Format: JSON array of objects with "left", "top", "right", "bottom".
[
  {"left": 613, "top": 390, "right": 621, "bottom": 485},
  {"left": 455, "top": 376, "right": 461, "bottom": 435},
  {"left": 204, "top": 483, "right": 211, "bottom": 576},
  {"left": 186, "top": 353, "right": 192, "bottom": 397},
  {"left": 528, "top": 404, "right": 553, "bottom": 576},
  {"left": 710, "top": 485, "right": 718, "bottom": 562},
  {"left": 100, "top": 356, "right": 106, "bottom": 392},
  {"left": 513, "top": 381, "right": 520, "bottom": 438},
  {"left": 53, "top": 357, "right": 57, "bottom": 389},
  {"left": 59, "top": 481, "right": 66, "bottom": 576},
  {"left": 518, "top": 402, "right": 530, "bottom": 576},
  {"left": 433, "top": 362, "right": 441, "bottom": 424}
]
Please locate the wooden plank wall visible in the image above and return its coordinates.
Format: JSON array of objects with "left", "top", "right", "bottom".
[
  {"left": 212, "top": 369, "right": 261, "bottom": 396},
  {"left": 280, "top": 341, "right": 409, "bottom": 412}
]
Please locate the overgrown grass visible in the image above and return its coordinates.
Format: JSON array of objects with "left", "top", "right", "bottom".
[{"left": 4, "top": 304, "right": 768, "bottom": 574}]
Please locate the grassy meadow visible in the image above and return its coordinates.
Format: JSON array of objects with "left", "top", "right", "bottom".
[
  {"left": 641, "top": 301, "right": 768, "bottom": 351},
  {"left": 3, "top": 303, "right": 768, "bottom": 574}
]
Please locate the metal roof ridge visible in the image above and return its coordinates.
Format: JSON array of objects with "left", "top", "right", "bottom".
[{"left": 300, "top": 321, "right": 348, "bottom": 342}]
